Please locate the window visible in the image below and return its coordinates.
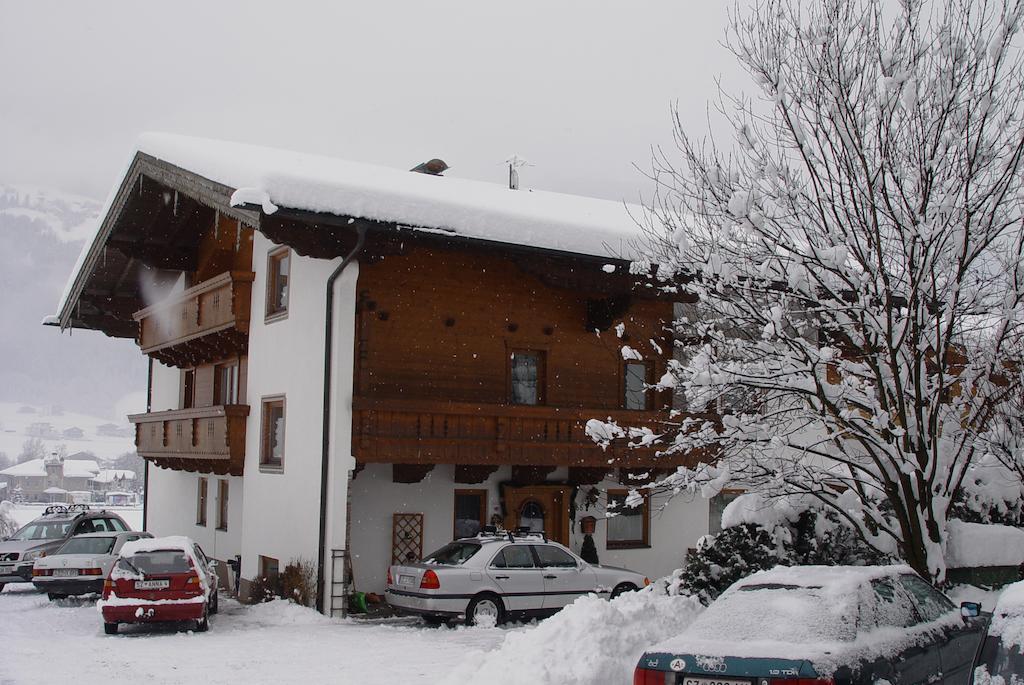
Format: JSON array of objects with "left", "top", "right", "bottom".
[
  {"left": 708, "top": 490, "right": 742, "bottom": 535},
  {"left": 214, "top": 362, "right": 239, "bottom": 405},
  {"left": 217, "top": 479, "right": 229, "bottom": 531},
  {"left": 533, "top": 545, "right": 578, "bottom": 568},
  {"left": 260, "top": 396, "right": 286, "bottom": 470},
  {"left": 623, "top": 361, "right": 653, "bottom": 410},
  {"left": 454, "top": 490, "right": 486, "bottom": 539},
  {"left": 510, "top": 350, "right": 545, "bottom": 405},
  {"left": 898, "top": 574, "right": 954, "bottom": 622},
  {"left": 606, "top": 490, "right": 650, "bottom": 549},
  {"left": 196, "top": 477, "right": 208, "bottom": 526},
  {"left": 865, "top": 578, "right": 917, "bottom": 628},
  {"left": 259, "top": 555, "right": 279, "bottom": 580},
  {"left": 490, "top": 546, "right": 535, "bottom": 569},
  {"left": 266, "top": 247, "right": 290, "bottom": 320},
  {"left": 519, "top": 500, "right": 545, "bottom": 533},
  {"left": 182, "top": 369, "right": 196, "bottom": 409}
]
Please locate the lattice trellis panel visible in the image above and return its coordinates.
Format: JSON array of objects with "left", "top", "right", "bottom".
[{"left": 392, "top": 513, "right": 424, "bottom": 564}]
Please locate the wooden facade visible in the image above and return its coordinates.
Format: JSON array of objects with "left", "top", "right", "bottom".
[{"left": 128, "top": 405, "right": 250, "bottom": 476}]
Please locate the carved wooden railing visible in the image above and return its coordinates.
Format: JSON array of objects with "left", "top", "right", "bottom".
[
  {"left": 352, "top": 397, "right": 714, "bottom": 468},
  {"left": 128, "top": 405, "right": 250, "bottom": 476},
  {"left": 133, "top": 271, "right": 254, "bottom": 367}
]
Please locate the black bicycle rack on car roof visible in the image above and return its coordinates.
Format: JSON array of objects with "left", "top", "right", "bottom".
[
  {"left": 477, "top": 525, "right": 548, "bottom": 544},
  {"left": 42, "top": 503, "right": 91, "bottom": 517}
]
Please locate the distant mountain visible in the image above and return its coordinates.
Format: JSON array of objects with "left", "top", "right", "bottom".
[{"left": 0, "top": 185, "right": 147, "bottom": 420}]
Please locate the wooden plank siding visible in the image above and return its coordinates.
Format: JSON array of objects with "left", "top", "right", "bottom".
[
  {"left": 128, "top": 405, "right": 250, "bottom": 476},
  {"left": 351, "top": 243, "right": 703, "bottom": 468}
]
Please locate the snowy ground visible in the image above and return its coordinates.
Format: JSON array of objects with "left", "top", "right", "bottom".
[
  {"left": 0, "top": 579, "right": 700, "bottom": 684},
  {"left": 9, "top": 502, "right": 143, "bottom": 530}
]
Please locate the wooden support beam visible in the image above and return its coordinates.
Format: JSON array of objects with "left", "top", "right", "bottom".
[
  {"left": 392, "top": 463, "right": 435, "bottom": 484},
  {"left": 454, "top": 464, "right": 500, "bottom": 484},
  {"left": 567, "top": 466, "right": 610, "bottom": 485},
  {"left": 510, "top": 464, "right": 557, "bottom": 485}
]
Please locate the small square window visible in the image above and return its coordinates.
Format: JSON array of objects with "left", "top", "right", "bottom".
[
  {"left": 510, "top": 350, "right": 545, "bottom": 405},
  {"left": 454, "top": 490, "right": 487, "bottom": 538},
  {"left": 266, "top": 247, "right": 290, "bottom": 320},
  {"left": 196, "top": 477, "right": 208, "bottom": 527},
  {"left": 606, "top": 489, "right": 650, "bottom": 549},
  {"left": 259, "top": 555, "right": 279, "bottom": 581},
  {"left": 261, "top": 397, "right": 286, "bottom": 471}
]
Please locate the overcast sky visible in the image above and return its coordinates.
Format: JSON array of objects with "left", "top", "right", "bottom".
[{"left": 0, "top": 1, "right": 748, "bottom": 203}]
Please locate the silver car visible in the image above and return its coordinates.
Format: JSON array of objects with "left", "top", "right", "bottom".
[
  {"left": 32, "top": 531, "right": 153, "bottom": 600},
  {"left": 385, "top": 530, "right": 650, "bottom": 626}
]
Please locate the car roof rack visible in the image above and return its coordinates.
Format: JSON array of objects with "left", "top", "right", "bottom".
[
  {"left": 474, "top": 525, "right": 548, "bottom": 543},
  {"left": 42, "top": 503, "right": 90, "bottom": 517}
]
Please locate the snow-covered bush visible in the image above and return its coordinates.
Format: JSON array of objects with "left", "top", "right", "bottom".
[
  {"left": 679, "top": 524, "right": 778, "bottom": 604},
  {"left": 280, "top": 558, "right": 318, "bottom": 608},
  {"left": 0, "top": 500, "right": 17, "bottom": 538}
]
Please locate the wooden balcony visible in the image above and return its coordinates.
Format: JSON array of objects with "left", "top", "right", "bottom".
[
  {"left": 352, "top": 397, "right": 714, "bottom": 468},
  {"left": 128, "top": 405, "right": 250, "bottom": 476},
  {"left": 133, "top": 271, "right": 254, "bottom": 368}
]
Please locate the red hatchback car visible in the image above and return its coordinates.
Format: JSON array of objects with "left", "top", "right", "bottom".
[{"left": 98, "top": 535, "right": 219, "bottom": 635}]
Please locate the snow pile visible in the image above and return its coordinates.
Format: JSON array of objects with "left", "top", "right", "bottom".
[
  {"left": 232, "top": 599, "right": 334, "bottom": 628},
  {"left": 946, "top": 520, "right": 1024, "bottom": 568},
  {"left": 444, "top": 589, "right": 703, "bottom": 685}
]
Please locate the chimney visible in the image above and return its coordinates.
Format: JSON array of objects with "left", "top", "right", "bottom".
[{"left": 410, "top": 159, "right": 449, "bottom": 176}]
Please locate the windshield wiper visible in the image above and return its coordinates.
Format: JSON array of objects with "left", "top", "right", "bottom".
[{"left": 120, "top": 558, "right": 145, "bottom": 577}]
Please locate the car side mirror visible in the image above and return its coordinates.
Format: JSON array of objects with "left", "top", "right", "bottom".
[{"left": 960, "top": 601, "right": 981, "bottom": 618}]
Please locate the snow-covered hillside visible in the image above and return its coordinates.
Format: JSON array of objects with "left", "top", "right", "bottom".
[
  {"left": 0, "top": 402, "right": 136, "bottom": 462},
  {"left": 0, "top": 184, "right": 147, "bottom": 419}
]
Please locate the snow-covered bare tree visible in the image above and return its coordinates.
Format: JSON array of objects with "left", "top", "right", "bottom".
[{"left": 624, "top": 0, "right": 1024, "bottom": 582}]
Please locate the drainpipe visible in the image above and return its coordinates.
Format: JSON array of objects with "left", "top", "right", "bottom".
[
  {"left": 142, "top": 358, "right": 152, "bottom": 531},
  {"left": 317, "top": 226, "right": 367, "bottom": 614}
]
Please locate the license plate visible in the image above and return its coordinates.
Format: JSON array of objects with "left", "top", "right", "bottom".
[
  {"left": 399, "top": 575, "right": 416, "bottom": 586},
  {"left": 54, "top": 569, "right": 78, "bottom": 578},
  {"left": 683, "top": 678, "right": 750, "bottom": 685},
  {"left": 135, "top": 580, "right": 169, "bottom": 590},
  {"left": 0, "top": 565, "right": 13, "bottom": 575}
]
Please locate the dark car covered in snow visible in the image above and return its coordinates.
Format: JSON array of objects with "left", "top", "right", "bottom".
[
  {"left": 635, "top": 565, "right": 987, "bottom": 685},
  {"left": 971, "top": 579, "right": 1024, "bottom": 683}
]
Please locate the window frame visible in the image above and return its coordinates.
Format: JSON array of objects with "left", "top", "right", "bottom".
[
  {"left": 265, "top": 246, "right": 291, "bottom": 322},
  {"left": 622, "top": 360, "right": 654, "bottom": 411},
  {"left": 259, "top": 395, "right": 286, "bottom": 473},
  {"left": 258, "top": 554, "right": 280, "bottom": 581},
  {"left": 453, "top": 489, "right": 487, "bottom": 539},
  {"left": 196, "top": 477, "right": 208, "bottom": 527},
  {"left": 214, "top": 361, "right": 240, "bottom": 406},
  {"left": 605, "top": 488, "right": 651, "bottom": 550},
  {"left": 216, "top": 479, "right": 229, "bottom": 531},
  {"left": 507, "top": 348, "right": 547, "bottom": 406},
  {"left": 181, "top": 368, "right": 196, "bottom": 410}
]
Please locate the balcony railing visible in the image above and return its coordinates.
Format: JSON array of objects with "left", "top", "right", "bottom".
[
  {"left": 128, "top": 405, "right": 250, "bottom": 476},
  {"left": 133, "top": 270, "right": 254, "bottom": 367},
  {"left": 352, "top": 397, "right": 714, "bottom": 468}
]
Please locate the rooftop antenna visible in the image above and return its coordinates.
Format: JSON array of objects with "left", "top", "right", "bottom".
[{"left": 506, "top": 154, "right": 530, "bottom": 190}]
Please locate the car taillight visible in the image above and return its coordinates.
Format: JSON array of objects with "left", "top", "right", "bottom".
[
  {"left": 102, "top": 579, "right": 113, "bottom": 597},
  {"left": 186, "top": 574, "right": 201, "bottom": 585},
  {"left": 643, "top": 577, "right": 651, "bottom": 587},
  {"left": 32, "top": 568, "right": 51, "bottom": 577},
  {"left": 387, "top": 568, "right": 393, "bottom": 586},
  {"left": 81, "top": 568, "right": 103, "bottom": 576},
  {"left": 420, "top": 569, "right": 440, "bottom": 590},
  {"left": 633, "top": 668, "right": 672, "bottom": 685}
]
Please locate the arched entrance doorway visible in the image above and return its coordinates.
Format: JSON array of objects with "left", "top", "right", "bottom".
[{"left": 519, "top": 500, "right": 545, "bottom": 533}]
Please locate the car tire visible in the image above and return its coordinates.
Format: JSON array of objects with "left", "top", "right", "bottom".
[
  {"left": 47, "top": 593, "right": 67, "bottom": 601},
  {"left": 195, "top": 609, "right": 210, "bottom": 632},
  {"left": 103, "top": 623, "right": 118, "bottom": 635},
  {"left": 209, "top": 590, "right": 219, "bottom": 615},
  {"left": 0, "top": 583, "right": 5, "bottom": 593},
  {"left": 466, "top": 593, "right": 504, "bottom": 627},
  {"left": 610, "top": 583, "right": 638, "bottom": 599}
]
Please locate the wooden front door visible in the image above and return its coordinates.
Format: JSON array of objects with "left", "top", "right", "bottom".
[{"left": 501, "top": 484, "right": 572, "bottom": 546}]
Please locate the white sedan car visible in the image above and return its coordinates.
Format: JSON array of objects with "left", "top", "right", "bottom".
[
  {"left": 386, "top": 530, "right": 649, "bottom": 626},
  {"left": 32, "top": 531, "right": 152, "bottom": 599}
]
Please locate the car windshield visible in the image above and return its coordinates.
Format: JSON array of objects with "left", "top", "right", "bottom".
[
  {"left": 421, "top": 542, "right": 481, "bottom": 565},
  {"left": 57, "top": 536, "right": 116, "bottom": 556},
  {"left": 687, "top": 583, "right": 857, "bottom": 644},
  {"left": 122, "top": 550, "right": 192, "bottom": 575},
  {"left": 9, "top": 520, "right": 72, "bottom": 541}
]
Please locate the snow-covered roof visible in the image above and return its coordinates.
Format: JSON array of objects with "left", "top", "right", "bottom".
[
  {"left": 43, "top": 487, "right": 67, "bottom": 494},
  {"left": 0, "top": 458, "right": 101, "bottom": 479},
  {"left": 946, "top": 519, "right": 1024, "bottom": 568},
  {"left": 57, "top": 133, "right": 646, "bottom": 321},
  {"left": 91, "top": 469, "right": 135, "bottom": 484}
]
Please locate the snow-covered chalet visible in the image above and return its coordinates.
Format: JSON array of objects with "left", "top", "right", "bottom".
[{"left": 52, "top": 133, "right": 717, "bottom": 614}]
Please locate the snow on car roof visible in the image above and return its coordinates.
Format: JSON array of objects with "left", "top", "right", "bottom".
[
  {"left": 733, "top": 564, "right": 916, "bottom": 594},
  {"left": 118, "top": 535, "right": 195, "bottom": 557},
  {"left": 990, "top": 580, "right": 1024, "bottom": 650}
]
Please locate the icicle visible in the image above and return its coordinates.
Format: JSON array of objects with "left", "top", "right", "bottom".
[
  {"left": 235, "top": 220, "right": 241, "bottom": 252},
  {"left": 173, "top": 190, "right": 179, "bottom": 217},
  {"left": 214, "top": 210, "right": 219, "bottom": 239}
]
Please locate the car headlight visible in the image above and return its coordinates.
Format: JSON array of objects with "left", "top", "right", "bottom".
[{"left": 22, "top": 550, "right": 45, "bottom": 562}]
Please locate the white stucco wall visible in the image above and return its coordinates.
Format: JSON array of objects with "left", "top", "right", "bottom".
[
  {"left": 348, "top": 464, "right": 710, "bottom": 595},
  {"left": 238, "top": 233, "right": 357, "bottom": 587}
]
